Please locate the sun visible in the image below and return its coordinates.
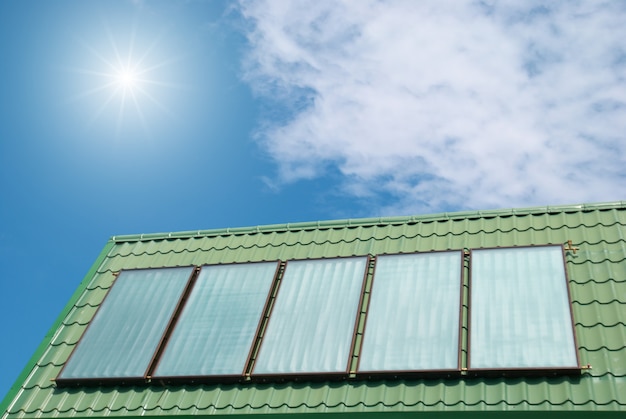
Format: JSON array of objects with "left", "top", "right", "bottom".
[
  {"left": 117, "top": 69, "right": 137, "bottom": 89},
  {"left": 69, "top": 23, "right": 179, "bottom": 137}
]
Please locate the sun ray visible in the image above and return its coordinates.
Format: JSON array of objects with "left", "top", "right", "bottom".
[
  {"left": 126, "top": 25, "right": 136, "bottom": 71},
  {"left": 128, "top": 88, "right": 149, "bottom": 137},
  {"left": 105, "top": 24, "right": 125, "bottom": 75},
  {"left": 133, "top": 84, "right": 177, "bottom": 121},
  {"left": 87, "top": 86, "right": 121, "bottom": 129},
  {"left": 66, "top": 80, "right": 118, "bottom": 102},
  {"left": 134, "top": 78, "right": 188, "bottom": 90},
  {"left": 78, "top": 40, "right": 119, "bottom": 74},
  {"left": 135, "top": 52, "right": 186, "bottom": 75},
  {"left": 69, "top": 20, "right": 182, "bottom": 138},
  {"left": 116, "top": 85, "right": 128, "bottom": 137}
]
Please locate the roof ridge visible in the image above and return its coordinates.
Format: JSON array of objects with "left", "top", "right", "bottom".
[{"left": 110, "top": 201, "right": 626, "bottom": 243}]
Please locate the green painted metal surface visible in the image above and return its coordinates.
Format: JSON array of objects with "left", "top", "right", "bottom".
[{"left": 2, "top": 202, "right": 626, "bottom": 418}]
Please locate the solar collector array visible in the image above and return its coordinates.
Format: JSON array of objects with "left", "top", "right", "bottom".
[{"left": 57, "top": 246, "right": 579, "bottom": 384}]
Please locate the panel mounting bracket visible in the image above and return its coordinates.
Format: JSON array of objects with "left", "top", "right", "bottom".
[{"left": 564, "top": 240, "right": 579, "bottom": 254}]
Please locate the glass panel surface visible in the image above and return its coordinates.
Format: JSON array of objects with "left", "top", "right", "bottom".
[
  {"left": 470, "top": 246, "right": 578, "bottom": 369},
  {"left": 359, "top": 252, "right": 462, "bottom": 371},
  {"left": 154, "top": 262, "right": 278, "bottom": 377},
  {"left": 59, "top": 267, "right": 193, "bottom": 379},
  {"left": 253, "top": 257, "right": 367, "bottom": 374}
]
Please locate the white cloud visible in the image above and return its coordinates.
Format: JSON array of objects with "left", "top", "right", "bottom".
[{"left": 238, "top": 0, "right": 626, "bottom": 214}]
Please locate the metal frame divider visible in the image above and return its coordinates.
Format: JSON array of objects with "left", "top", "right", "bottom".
[
  {"left": 347, "top": 255, "right": 375, "bottom": 376},
  {"left": 145, "top": 266, "right": 201, "bottom": 381},
  {"left": 243, "top": 261, "right": 286, "bottom": 379}
]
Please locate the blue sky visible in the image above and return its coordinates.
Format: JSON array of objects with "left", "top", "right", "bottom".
[{"left": 1, "top": 0, "right": 625, "bottom": 400}]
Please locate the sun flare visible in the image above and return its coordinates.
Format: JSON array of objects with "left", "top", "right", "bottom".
[
  {"left": 70, "top": 23, "right": 179, "bottom": 136},
  {"left": 117, "top": 69, "right": 137, "bottom": 89}
]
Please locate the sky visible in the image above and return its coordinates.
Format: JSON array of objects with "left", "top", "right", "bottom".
[{"left": 1, "top": 0, "right": 625, "bottom": 401}]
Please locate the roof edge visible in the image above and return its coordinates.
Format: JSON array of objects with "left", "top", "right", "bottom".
[
  {"left": 0, "top": 241, "right": 115, "bottom": 417},
  {"left": 15, "top": 412, "right": 625, "bottom": 419},
  {"left": 110, "top": 201, "right": 626, "bottom": 243}
]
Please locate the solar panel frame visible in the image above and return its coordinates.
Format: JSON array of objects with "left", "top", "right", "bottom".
[
  {"left": 356, "top": 250, "right": 464, "bottom": 378},
  {"left": 467, "top": 245, "right": 581, "bottom": 375},
  {"left": 251, "top": 256, "right": 369, "bottom": 380}
]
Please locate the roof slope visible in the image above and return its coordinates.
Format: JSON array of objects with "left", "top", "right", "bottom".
[{"left": 2, "top": 202, "right": 626, "bottom": 417}]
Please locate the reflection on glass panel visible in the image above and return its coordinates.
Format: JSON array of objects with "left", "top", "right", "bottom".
[
  {"left": 470, "top": 246, "right": 578, "bottom": 369},
  {"left": 253, "top": 257, "right": 367, "bottom": 374},
  {"left": 59, "top": 267, "right": 193, "bottom": 379},
  {"left": 359, "top": 252, "right": 462, "bottom": 372},
  {"left": 154, "top": 262, "right": 278, "bottom": 377}
]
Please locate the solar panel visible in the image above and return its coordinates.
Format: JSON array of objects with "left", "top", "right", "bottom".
[
  {"left": 153, "top": 262, "right": 278, "bottom": 378},
  {"left": 253, "top": 257, "right": 367, "bottom": 375},
  {"left": 358, "top": 251, "right": 463, "bottom": 373},
  {"left": 58, "top": 267, "right": 194, "bottom": 380},
  {"left": 469, "top": 246, "right": 578, "bottom": 369}
]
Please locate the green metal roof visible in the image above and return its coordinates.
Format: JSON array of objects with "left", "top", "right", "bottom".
[{"left": 2, "top": 201, "right": 626, "bottom": 417}]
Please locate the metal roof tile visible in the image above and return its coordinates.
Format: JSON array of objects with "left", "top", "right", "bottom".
[
  {"left": 573, "top": 280, "right": 626, "bottom": 306},
  {"left": 85, "top": 272, "right": 115, "bottom": 290},
  {"left": 38, "top": 344, "right": 70, "bottom": 368},
  {"left": 576, "top": 321, "right": 626, "bottom": 352},
  {"left": 574, "top": 296, "right": 625, "bottom": 319},
  {"left": 62, "top": 305, "right": 99, "bottom": 327},
  {"left": 168, "top": 387, "right": 212, "bottom": 411},
  {"left": 581, "top": 347, "right": 626, "bottom": 376},
  {"left": 104, "top": 387, "right": 146, "bottom": 413},
  {"left": 74, "top": 286, "right": 108, "bottom": 309},
  {"left": 10, "top": 386, "right": 52, "bottom": 415},
  {"left": 49, "top": 322, "right": 84, "bottom": 347},
  {"left": 22, "top": 364, "right": 58, "bottom": 390},
  {"left": 82, "top": 387, "right": 119, "bottom": 413}
]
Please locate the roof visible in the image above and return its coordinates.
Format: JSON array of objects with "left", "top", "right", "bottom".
[{"left": 2, "top": 201, "right": 626, "bottom": 417}]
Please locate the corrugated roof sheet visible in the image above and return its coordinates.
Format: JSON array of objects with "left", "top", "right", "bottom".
[{"left": 2, "top": 201, "right": 626, "bottom": 417}]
